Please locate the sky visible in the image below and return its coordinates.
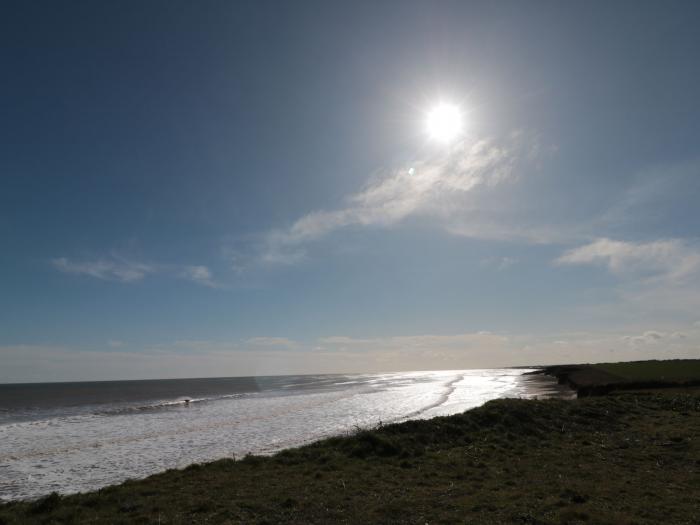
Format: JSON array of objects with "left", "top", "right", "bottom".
[{"left": 2, "top": 1, "right": 700, "bottom": 382}]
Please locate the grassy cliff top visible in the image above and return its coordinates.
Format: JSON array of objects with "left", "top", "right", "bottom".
[
  {"left": 540, "top": 359, "right": 700, "bottom": 396},
  {"left": 594, "top": 359, "right": 700, "bottom": 382}
]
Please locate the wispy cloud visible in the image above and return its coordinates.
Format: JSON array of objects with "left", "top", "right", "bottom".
[
  {"left": 246, "top": 337, "right": 300, "bottom": 349},
  {"left": 53, "top": 256, "right": 219, "bottom": 288},
  {"left": 180, "top": 265, "right": 219, "bottom": 288},
  {"left": 230, "top": 133, "right": 696, "bottom": 274},
  {"left": 52, "top": 257, "right": 154, "bottom": 282},
  {"left": 621, "top": 330, "right": 687, "bottom": 346},
  {"left": 238, "top": 134, "right": 539, "bottom": 267},
  {"left": 621, "top": 330, "right": 663, "bottom": 346},
  {"left": 555, "top": 238, "right": 700, "bottom": 320},
  {"left": 556, "top": 238, "right": 700, "bottom": 283}
]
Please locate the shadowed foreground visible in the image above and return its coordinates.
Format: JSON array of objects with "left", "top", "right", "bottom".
[{"left": 1, "top": 391, "right": 698, "bottom": 524}]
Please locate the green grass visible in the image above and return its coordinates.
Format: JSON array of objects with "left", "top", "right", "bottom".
[
  {"left": 1, "top": 390, "right": 699, "bottom": 524},
  {"left": 594, "top": 360, "right": 700, "bottom": 383}
]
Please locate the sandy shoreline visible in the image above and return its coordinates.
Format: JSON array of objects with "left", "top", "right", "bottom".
[{"left": 518, "top": 369, "right": 577, "bottom": 399}]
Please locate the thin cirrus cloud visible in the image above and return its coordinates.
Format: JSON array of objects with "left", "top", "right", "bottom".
[
  {"left": 245, "top": 337, "right": 300, "bottom": 349},
  {"left": 242, "top": 134, "right": 539, "bottom": 267},
  {"left": 52, "top": 257, "right": 219, "bottom": 288},
  {"left": 621, "top": 330, "right": 688, "bottom": 347},
  {"left": 180, "top": 265, "right": 219, "bottom": 288},
  {"left": 555, "top": 238, "right": 700, "bottom": 283},
  {"left": 51, "top": 257, "right": 155, "bottom": 282},
  {"left": 554, "top": 237, "right": 700, "bottom": 320}
]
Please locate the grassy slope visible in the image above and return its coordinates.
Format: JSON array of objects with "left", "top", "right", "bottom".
[
  {"left": 541, "top": 360, "right": 700, "bottom": 396},
  {"left": 594, "top": 360, "right": 700, "bottom": 382},
  {"left": 1, "top": 391, "right": 698, "bottom": 525}
]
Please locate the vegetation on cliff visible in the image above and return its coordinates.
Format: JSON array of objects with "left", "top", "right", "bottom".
[{"left": 540, "top": 359, "right": 700, "bottom": 396}]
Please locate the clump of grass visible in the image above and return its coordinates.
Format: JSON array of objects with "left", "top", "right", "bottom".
[{"left": 29, "top": 492, "right": 61, "bottom": 514}]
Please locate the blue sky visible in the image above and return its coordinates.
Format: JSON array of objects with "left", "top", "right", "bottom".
[{"left": 2, "top": 1, "right": 700, "bottom": 382}]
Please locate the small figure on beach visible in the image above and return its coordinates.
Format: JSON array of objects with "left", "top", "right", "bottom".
[{"left": 184, "top": 399, "right": 191, "bottom": 406}]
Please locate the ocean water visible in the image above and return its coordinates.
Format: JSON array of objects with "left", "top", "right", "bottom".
[{"left": 0, "top": 369, "right": 539, "bottom": 501}]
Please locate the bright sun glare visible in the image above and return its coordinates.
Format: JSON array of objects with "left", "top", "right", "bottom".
[{"left": 426, "top": 103, "right": 463, "bottom": 143}]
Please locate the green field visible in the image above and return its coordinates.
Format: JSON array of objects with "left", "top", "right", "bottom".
[
  {"left": 594, "top": 360, "right": 700, "bottom": 383},
  {"left": 1, "top": 389, "right": 698, "bottom": 525}
]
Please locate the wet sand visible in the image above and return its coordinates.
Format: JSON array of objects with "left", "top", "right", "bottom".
[{"left": 519, "top": 369, "right": 577, "bottom": 399}]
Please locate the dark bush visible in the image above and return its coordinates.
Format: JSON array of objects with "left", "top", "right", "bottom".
[
  {"left": 346, "top": 431, "right": 402, "bottom": 458},
  {"left": 30, "top": 492, "right": 61, "bottom": 514}
]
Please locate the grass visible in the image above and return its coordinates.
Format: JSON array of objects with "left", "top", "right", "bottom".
[
  {"left": 594, "top": 360, "right": 700, "bottom": 383},
  {"left": 1, "top": 389, "right": 698, "bottom": 524},
  {"left": 541, "top": 359, "right": 700, "bottom": 396}
]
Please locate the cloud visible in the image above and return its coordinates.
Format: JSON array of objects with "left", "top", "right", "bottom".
[
  {"left": 53, "top": 256, "right": 219, "bottom": 288},
  {"left": 246, "top": 337, "right": 300, "bottom": 349},
  {"left": 556, "top": 238, "right": 700, "bottom": 283},
  {"left": 555, "top": 238, "right": 700, "bottom": 320},
  {"left": 621, "top": 330, "right": 689, "bottom": 346},
  {"left": 621, "top": 330, "right": 664, "bottom": 346},
  {"left": 52, "top": 257, "right": 154, "bottom": 282},
  {"left": 242, "top": 134, "right": 538, "bottom": 266},
  {"left": 180, "top": 265, "right": 218, "bottom": 288}
]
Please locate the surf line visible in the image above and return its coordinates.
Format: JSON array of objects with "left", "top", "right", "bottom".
[{"left": 392, "top": 373, "right": 465, "bottom": 423}]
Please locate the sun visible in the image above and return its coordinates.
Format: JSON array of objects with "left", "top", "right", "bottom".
[{"left": 426, "top": 103, "right": 463, "bottom": 143}]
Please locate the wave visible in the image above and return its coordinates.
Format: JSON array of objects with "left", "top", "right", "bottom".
[
  {"left": 94, "top": 392, "right": 249, "bottom": 417},
  {"left": 388, "top": 373, "right": 465, "bottom": 423}
]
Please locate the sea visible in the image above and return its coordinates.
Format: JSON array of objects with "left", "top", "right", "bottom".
[{"left": 0, "top": 369, "right": 545, "bottom": 501}]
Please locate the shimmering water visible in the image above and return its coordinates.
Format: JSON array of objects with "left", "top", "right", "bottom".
[{"left": 0, "top": 369, "right": 537, "bottom": 501}]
